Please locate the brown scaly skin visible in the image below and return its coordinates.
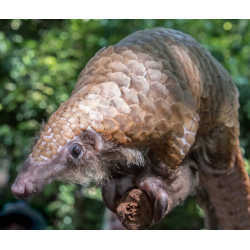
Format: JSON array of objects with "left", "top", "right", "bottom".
[{"left": 12, "top": 28, "right": 250, "bottom": 229}]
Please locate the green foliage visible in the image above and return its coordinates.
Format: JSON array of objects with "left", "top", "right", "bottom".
[{"left": 0, "top": 20, "right": 249, "bottom": 229}]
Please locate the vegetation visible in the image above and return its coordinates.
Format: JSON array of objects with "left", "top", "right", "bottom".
[{"left": 0, "top": 20, "right": 249, "bottom": 229}]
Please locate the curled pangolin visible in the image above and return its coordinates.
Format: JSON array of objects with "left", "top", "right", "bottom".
[{"left": 12, "top": 28, "right": 250, "bottom": 229}]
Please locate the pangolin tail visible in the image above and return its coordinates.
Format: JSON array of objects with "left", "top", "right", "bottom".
[{"left": 198, "top": 146, "right": 250, "bottom": 229}]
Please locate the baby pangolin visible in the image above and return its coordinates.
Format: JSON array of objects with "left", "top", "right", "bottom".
[{"left": 12, "top": 28, "right": 250, "bottom": 229}]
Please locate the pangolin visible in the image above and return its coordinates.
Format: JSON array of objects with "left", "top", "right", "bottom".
[{"left": 12, "top": 28, "right": 250, "bottom": 229}]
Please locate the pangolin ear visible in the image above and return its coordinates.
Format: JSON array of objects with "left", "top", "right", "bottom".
[{"left": 82, "top": 128, "right": 104, "bottom": 152}]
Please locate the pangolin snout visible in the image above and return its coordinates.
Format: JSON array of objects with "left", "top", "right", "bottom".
[
  {"left": 11, "top": 158, "right": 49, "bottom": 199},
  {"left": 11, "top": 179, "right": 37, "bottom": 199}
]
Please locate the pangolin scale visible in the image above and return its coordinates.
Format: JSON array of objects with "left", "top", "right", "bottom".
[{"left": 13, "top": 28, "right": 250, "bottom": 229}]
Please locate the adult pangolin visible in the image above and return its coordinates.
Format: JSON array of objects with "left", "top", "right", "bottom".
[{"left": 12, "top": 28, "right": 250, "bottom": 229}]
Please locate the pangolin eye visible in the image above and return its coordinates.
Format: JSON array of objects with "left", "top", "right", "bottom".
[{"left": 70, "top": 143, "right": 83, "bottom": 158}]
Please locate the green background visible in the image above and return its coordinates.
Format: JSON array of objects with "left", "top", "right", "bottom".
[{"left": 0, "top": 19, "right": 249, "bottom": 229}]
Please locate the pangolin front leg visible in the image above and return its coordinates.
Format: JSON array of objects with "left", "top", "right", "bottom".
[
  {"left": 102, "top": 160, "right": 198, "bottom": 228},
  {"left": 102, "top": 173, "right": 169, "bottom": 225}
]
